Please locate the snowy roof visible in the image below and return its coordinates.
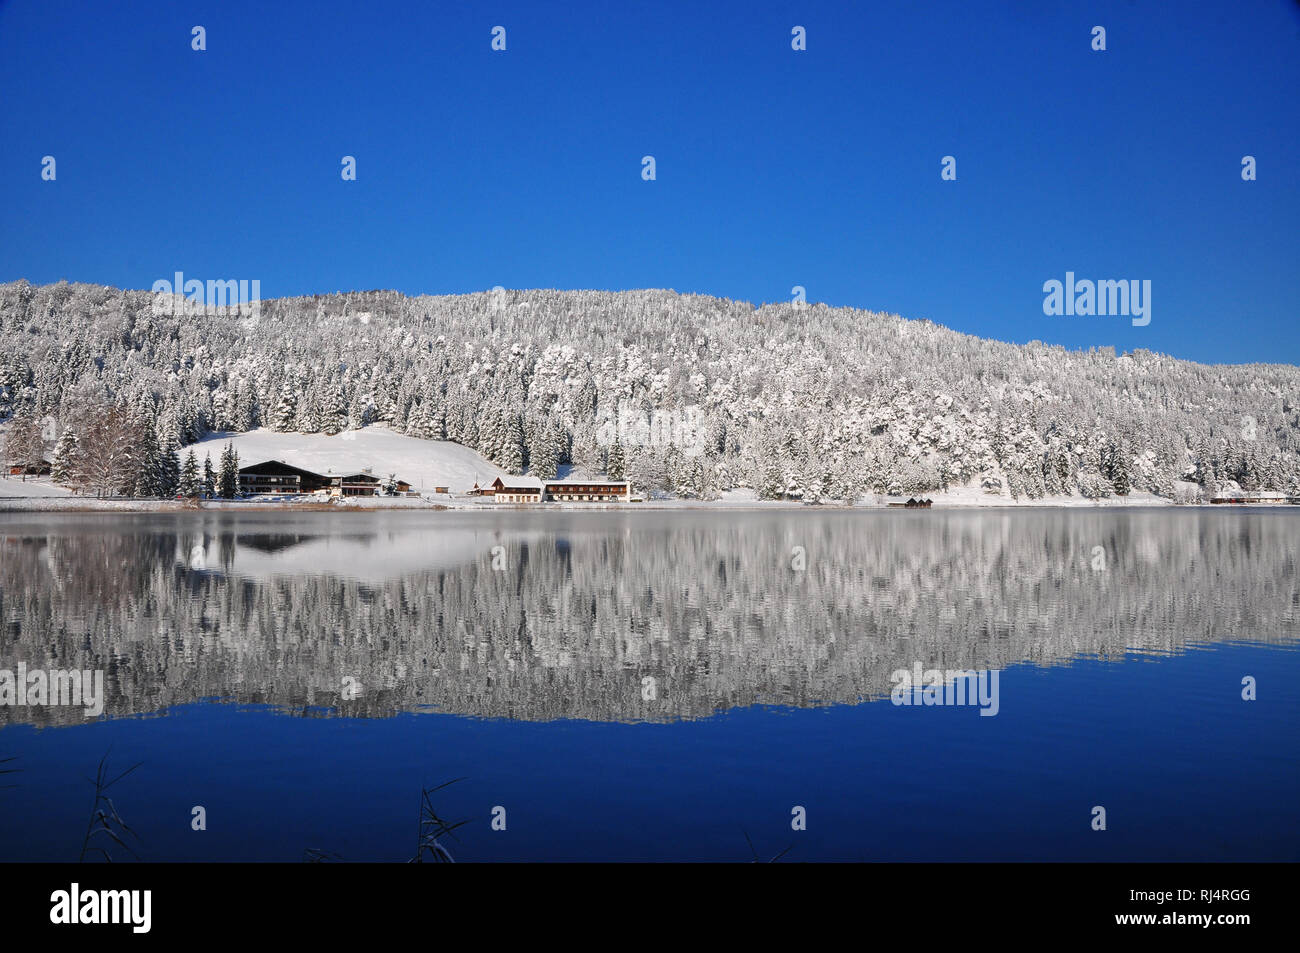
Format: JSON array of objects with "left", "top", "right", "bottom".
[
  {"left": 494, "top": 475, "right": 544, "bottom": 489},
  {"left": 545, "top": 479, "right": 629, "bottom": 487},
  {"left": 238, "top": 459, "right": 329, "bottom": 478}
]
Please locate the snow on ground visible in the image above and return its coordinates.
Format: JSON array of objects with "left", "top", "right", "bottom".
[
  {"left": 194, "top": 426, "right": 509, "bottom": 494},
  {"left": 0, "top": 476, "right": 73, "bottom": 498},
  {"left": 0, "top": 496, "right": 189, "bottom": 511}
]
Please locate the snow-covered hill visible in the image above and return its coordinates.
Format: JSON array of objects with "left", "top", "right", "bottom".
[
  {"left": 4, "top": 280, "right": 1299, "bottom": 502},
  {"left": 193, "top": 426, "right": 505, "bottom": 493}
]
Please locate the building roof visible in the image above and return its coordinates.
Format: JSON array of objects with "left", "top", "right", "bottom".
[
  {"left": 241, "top": 459, "right": 410, "bottom": 486},
  {"left": 238, "top": 459, "right": 329, "bottom": 479},
  {"left": 491, "top": 475, "right": 545, "bottom": 489},
  {"left": 544, "top": 480, "right": 629, "bottom": 488}
]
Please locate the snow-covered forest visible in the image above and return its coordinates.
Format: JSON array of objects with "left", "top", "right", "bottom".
[{"left": 2, "top": 278, "right": 1298, "bottom": 500}]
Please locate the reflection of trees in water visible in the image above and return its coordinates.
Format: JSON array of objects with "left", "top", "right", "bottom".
[{"left": 2, "top": 512, "right": 1298, "bottom": 727}]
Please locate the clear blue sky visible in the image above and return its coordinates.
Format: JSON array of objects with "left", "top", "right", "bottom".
[{"left": 1, "top": 0, "right": 1297, "bottom": 365}]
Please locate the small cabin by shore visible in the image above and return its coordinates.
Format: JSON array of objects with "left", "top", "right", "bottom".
[{"left": 6, "top": 459, "right": 52, "bottom": 476}]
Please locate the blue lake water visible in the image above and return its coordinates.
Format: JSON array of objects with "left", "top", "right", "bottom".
[{"left": 1, "top": 509, "right": 1297, "bottom": 861}]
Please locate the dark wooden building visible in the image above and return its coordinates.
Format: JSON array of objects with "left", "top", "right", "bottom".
[{"left": 237, "top": 460, "right": 332, "bottom": 495}]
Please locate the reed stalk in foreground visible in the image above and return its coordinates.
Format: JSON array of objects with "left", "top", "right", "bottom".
[
  {"left": 0, "top": 756, "right": 18, "bottom": 791},
  {"left": 744, "top": 830, "right": 793, "bottom": 863},
  {"left": 79, "top": 752, "right": 142, "bottom": 862},
  {"left": 410, "top": 778, "right": 469, "bottom": 863}
]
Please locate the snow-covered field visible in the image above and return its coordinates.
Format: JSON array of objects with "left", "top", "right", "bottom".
[
  {"left": 193, "top": 425, "right": 509, "bottom": 493},
  {"left": 0, "top": 476, "right": 73, "bottom": 498}
]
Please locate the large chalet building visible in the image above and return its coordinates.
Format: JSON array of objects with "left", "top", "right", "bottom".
[{"left": 237, "top": 460, "right": 411, "bottom": 498}]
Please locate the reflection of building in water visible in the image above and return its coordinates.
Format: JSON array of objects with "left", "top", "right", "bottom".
[{"left": 2, "top": 511, "right": 1298, "bottom": 727}]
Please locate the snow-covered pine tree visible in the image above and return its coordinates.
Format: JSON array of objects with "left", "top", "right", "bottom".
[
  {"left": 757, "top": 434, "right": 786, "bottom": 500},
  {"left": 1111, "top": 446, "right": 1131, "bottom": 496},
  {"left": 51, "top": 427, "right": 78, "bottom": 486},
  {"left": 477, "top": 403, "right": 503, "bottom": 463},
  {"left": 404, "top": 400, "right": 428, "bottom": 439},
  {"left": 295, "top": 381, "right": 321, "bottom": 433},
  {"left": 606, "top": 436, "right": 625, "bottom": 480},
  {"left": 157, "top": 418, "right": 181, "bottom": 497},
  {"left": 321, "top": 385, "right": 347, "bottom": 435},
  {"left": 211, "top": 389, "right": 232, "bottom": 432},
  {"left": 202, "top": 453, "right": 215, "bottom": 498},
  {"left": 233, "top": 379, "right": 257, "bottom": 432},
  {"left": 179, "top": 449, "right": 200, "bottom": 497},
  {"left": 443, "top": 393, "right": 463, "bottom": 444},
  {"left": 458, "top": 400, "right": 479, "bottom": 449},
  {"left": 132, "top": 419, "right": 161, "bottom": 497},
  {"left": 272, "top": 377, "right": 298, "bottom": 432},
  {"left": 530, "top": 422, "right": 559, "bottom": 480},
  {"left": 499, "top": 411, "right": 525, "bottom": 474},
  {"left": 347, "top": 390, "right": 374, "bottom": 431},
  {"left": 429, "top": 398, "right": 446, "bottom": 440},
  {"left": 217, "top": 443, "right": 239, "bottom": 498},
  {"left": 1264, "top": 453, "right": 1285, "bottom": 491}
]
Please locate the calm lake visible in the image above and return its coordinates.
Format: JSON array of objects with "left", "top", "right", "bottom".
[{"left": 1, "top": 509, "right": 1297, "bottom": 862}]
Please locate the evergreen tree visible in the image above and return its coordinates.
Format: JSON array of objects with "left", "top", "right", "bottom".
[
  {"left": 133, "top": 422, "right": 161, "bottom": 497},
  {"left": 459, "top": 402, "right": 479, "bottom": 449},
  {"left": 405, "top": 401, "right": 431, "bottom": 440},
  {"left": 531, "top": 423, "right": 560, "bottom": 480},
  {"left": 295, "top": 382, "right": 322, "bottom": 433},
  {"left": 1264, "top": 453, "right": 1285, "bottom": 491},
  {"left": 233, "top": 380, "right": 257, "bottom": 431},
  {"left": 322, "top": 386, "right": 348, "bottom": 434},
  {"left": 179, "top": 450, "right": 200, "bottom": 497},
  {"left": 478, "top": 404, "right": 503, "bottom": 463},
  {"left": 157, "top": 419, "right": 181, "bottom": 497},
  {"left": 217, "top": 443, "right": 239, "bottom": 498},
  {"left": 499, "top": 412, "right": 525, "bottom": 474},
  {"left": 272, "top": 378, "right": 298, "bottom": 432},
  {"left": 606, "top": 436, "right": 625, "bottom": 480},
  {"left": 758, "top": 449, "right": 785, "bottom": 500},
  {"left": 1111, "top": 448, "right": 1131, "bottom": 495},
  {"left": 202, "top": 453, "right": 215, "bottom": 498},
  {"left": 51, "top": 427, "right": 78, "bottom": 486},
  {"left": 430, "top": 400, "right": 447, "bottom": 440}
]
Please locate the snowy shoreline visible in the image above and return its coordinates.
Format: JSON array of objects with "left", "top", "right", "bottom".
[
  {"left": 3, "top": 493, "right": 1282, "bottom": 514},
  {"left": 6, "top": 470, "right": 1293, "bottom": 513}
]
